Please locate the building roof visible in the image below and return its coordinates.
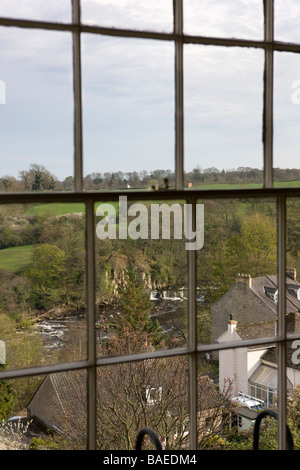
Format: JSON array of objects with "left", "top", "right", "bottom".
[
  {"left": 236, "top": 320, "right": 276, "bottom": 342},
  {"left": 250, "top": 274, "right": 300, "bottom": 315},
  {"left": 27, "top": 370, "right": 87, "bottom": 436},
  {"left": 249, "top": 362, "right": 293, "bottom": 390},
  {"left": 234, "top": 406, "right": 259, "bottom": 421}
]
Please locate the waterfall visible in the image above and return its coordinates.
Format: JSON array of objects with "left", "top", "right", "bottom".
[{"left": 150, "top": 287, "right": 205, "bottom": 302}]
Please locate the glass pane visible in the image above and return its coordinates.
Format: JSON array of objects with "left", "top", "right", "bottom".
[
  {"left": 0, "top": 375, "right": 44, "bottom": 450},
  {"left": 286, "top": 193, "right": 300, "bottom": 449},
  {"left": 95, "top": 198, "right": 188, "bottom": 357},
  {"left": 275, "top": 0, "right": 300, "bottom": 43},
  {"left": 184, "top": 0, "right": 263, "bottom": 40},
  {"left": 96, "top": 358, "right": 189, "bottom": 450},
  {"left": 196, "top": 198, "right": 277, "bottom": 346},
  {"left": 0, "top": 371, "right": 87, "bottom": 450},
  {"left": 196, "top": 351, "right": 231, "bottom": 450},
  {"left": 82, "top": 35, "right": 174, "bottom": 191},
  {"left": 0, "top": 27, "right": 74, "bottom": 190},
  {"left": 0, "top": 0, "right": 71, "bottom": 22},
  {"left": 81, "top": 0, "right": 173, "bottom": 33},
  {"left": 274, "top": 52, "right": 300, "bottom": 188},
  {"left": 219, "top": 346, "right": 281, "bottom": 449},
  {"left": 286, "top": 198, "right": 300, "bottom": 286},
  {"left": 0, "top": 203, "right": 86, "bottom": 368},
  {"left": 198, "top": 345, "right": 284, "bottom": 449},
  {"left": 184, "top": 46, "right": 264, "bottom": 189}
]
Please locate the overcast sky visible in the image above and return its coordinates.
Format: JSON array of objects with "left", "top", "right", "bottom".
[{"left": 0, "top": 0, "right": 300, "bottom": 180}]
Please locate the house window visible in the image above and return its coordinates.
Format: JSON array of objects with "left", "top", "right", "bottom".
[
  {"left": 0, "top": 1, "right": 300, "bottom": 451},
  {"left": 145, "top": 386, "right": 163, "bottom": 405}
]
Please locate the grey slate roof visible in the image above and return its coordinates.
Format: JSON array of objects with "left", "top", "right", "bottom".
[{"left": 251, "top": 275, "right": 300, "bottom": 315}]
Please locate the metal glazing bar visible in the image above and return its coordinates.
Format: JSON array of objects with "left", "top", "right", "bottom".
[
  {"left": 0, "top": 331, "right": 294, "bottom": 382},
  {"left": 174, "top": 0, "right": 184, "bottom": 190},
  {"left": 3, "top": 14, "right": 300, "bottom": 53},
  {"left": 85, "top": 198, "right": 97, "bottom": 450},
  {"left": 187, "top": 196, "right": 197, "bottom": 450},
  {"left": 277, "top": 194, "right": 287, "bottom": 450},
  {"left": 1, "top": 187, "right": 300, "bottom": 205},
  {"left": 72, "top": 0, "right": 83, "bottom": 191},
  {"left": 263, "top": 0, "right": 274, "bottom": 189}
]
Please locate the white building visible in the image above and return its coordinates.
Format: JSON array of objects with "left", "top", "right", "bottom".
[{"left": 218, "top": 315, "right": 300, "bottom": 409}]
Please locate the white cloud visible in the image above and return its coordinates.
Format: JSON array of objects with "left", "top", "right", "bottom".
[
  {"left": 184, "top": 0, "right": 263, "bottom": 39},
  {"left": 81, "top": 0, "right": 173, "bottom": 32},
  {"left": 275, "top": 0, "right": 300, "bottom": 43},
  {"left": 0, "top": 0, "right": 71, "bottom": 22}
]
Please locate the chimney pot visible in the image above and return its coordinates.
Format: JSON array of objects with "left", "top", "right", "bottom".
[
  {"left": 286, "top": 268, "right": 297, "bottom": 281},
  {"left": 236, "top": 273, "right": 252, "bottom": 287}
]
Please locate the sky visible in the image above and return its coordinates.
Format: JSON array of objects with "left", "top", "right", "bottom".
[{"left": 0, "top": 0, "right": 300, "bottom": 181}]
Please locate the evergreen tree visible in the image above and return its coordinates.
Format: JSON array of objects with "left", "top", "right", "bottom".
[{"left": 117, "top": 265, "right": 165, "bottom": 346}]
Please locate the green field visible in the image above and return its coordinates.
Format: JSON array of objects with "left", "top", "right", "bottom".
[
  {"left": 26, "top": 202, "right": 85, "bottom": 217},
  {"left": 191, "top": 180, "right": 300, "bottom": 190},
  {"left": 0, "top": 245, "right": 34, "bottom": 273},
  {"left": 26, "top": 201, "right": 121, "bottom": 217}
]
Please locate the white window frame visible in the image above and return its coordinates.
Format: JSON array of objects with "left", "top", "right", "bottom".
[{"left": 0, "top": 0, "right": 299, "bottom": 450}]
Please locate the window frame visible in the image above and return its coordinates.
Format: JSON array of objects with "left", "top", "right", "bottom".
[{"left": 0, "top": 0, "right": 299, "bottom": 450}]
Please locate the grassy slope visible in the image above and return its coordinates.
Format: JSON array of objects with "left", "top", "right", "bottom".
[
  {"left": 0, "top": 245, "right": 34, "bottom": 273},
  {"left": 26, "top": 202, "right": 85, "bottom": 217}
]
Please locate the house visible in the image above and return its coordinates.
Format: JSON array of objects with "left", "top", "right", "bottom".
[
  {"left": 214, "top": 269, "right": 300, "bottom": 411},
  {"left": 211, "top": 269, "right": 300, "bottom": 346},
  {"left": 27, "top": 369, "right": 224, "bottom": 446}
]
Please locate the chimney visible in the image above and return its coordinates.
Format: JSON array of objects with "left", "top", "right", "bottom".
[
  {"left": 236, "top": 273, "right": 252, "bottom": 287},
  {"left": 286, "top": 268, "right": 297, "bottom": 281},
  {"left": 228, "top": 314, "right": 238, "bottom": 333}
]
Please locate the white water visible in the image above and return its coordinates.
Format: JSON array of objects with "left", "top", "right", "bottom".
[
  {"left": 150, "top": 288, "right": 204, "bottom": 302},
  {"left": 36, "top": 289, "right": 206, "bottom": 354}
]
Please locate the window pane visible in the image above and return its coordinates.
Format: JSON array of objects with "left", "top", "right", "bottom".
[
  {"left": 0, "top": 375, "right": 47, "bottom": 450},
  {"left": 0, "top": 0, "right": 71, "bottom": 22},
  {"left": 184, "top": 0, "right": 263, "bottom": 40},
  {"left": 275, "top": 0, "right": 300, "bottom": 43},
  {"left": 82, "top": 36, "right": 174, "bottom": 191},
  {"left": 196, "top": 351, "right": 232, "bottom": 450},
  {"left": 184, "top": 46, "right": 264, "bottom": 189},
  {"left": 286, "top": 199, "right": 300, "bottom": 280},
  {"left": 0, "top": 28, "right": 74, "bottom": 190},
  {"left": 81, "top": 0, "right": 173, "bottom": 33},
  {"left": 197, "top": 198, "right": 277, "bottom": 347},
  {"left": 27, "top": 370, "right": 88, "bottom": 450},
  {"left": 95, "top": 198, "right": 188, "bottom": 357},
  {"left": 0, "top": 203, "right": 87, "bottom": 368},
  {"left": 96, "top": 358, "right": 189, "bottom": 450},
  {"left": 274, "top": 52, "right": 300, "bottom": 188},
  {"left": 0, "top": 372, "right": 88, "bottom": 450},
  {"left": 220, "top": 346, "right": 280, "bottom": 449}
]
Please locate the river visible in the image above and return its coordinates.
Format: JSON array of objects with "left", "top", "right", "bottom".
[{"left": 36, "top": 288, "right": 206, "bottom": 356}]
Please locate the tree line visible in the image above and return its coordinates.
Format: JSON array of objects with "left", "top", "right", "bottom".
[{"left": 1, "top": 164, "right": 300, "bottom": 192}]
